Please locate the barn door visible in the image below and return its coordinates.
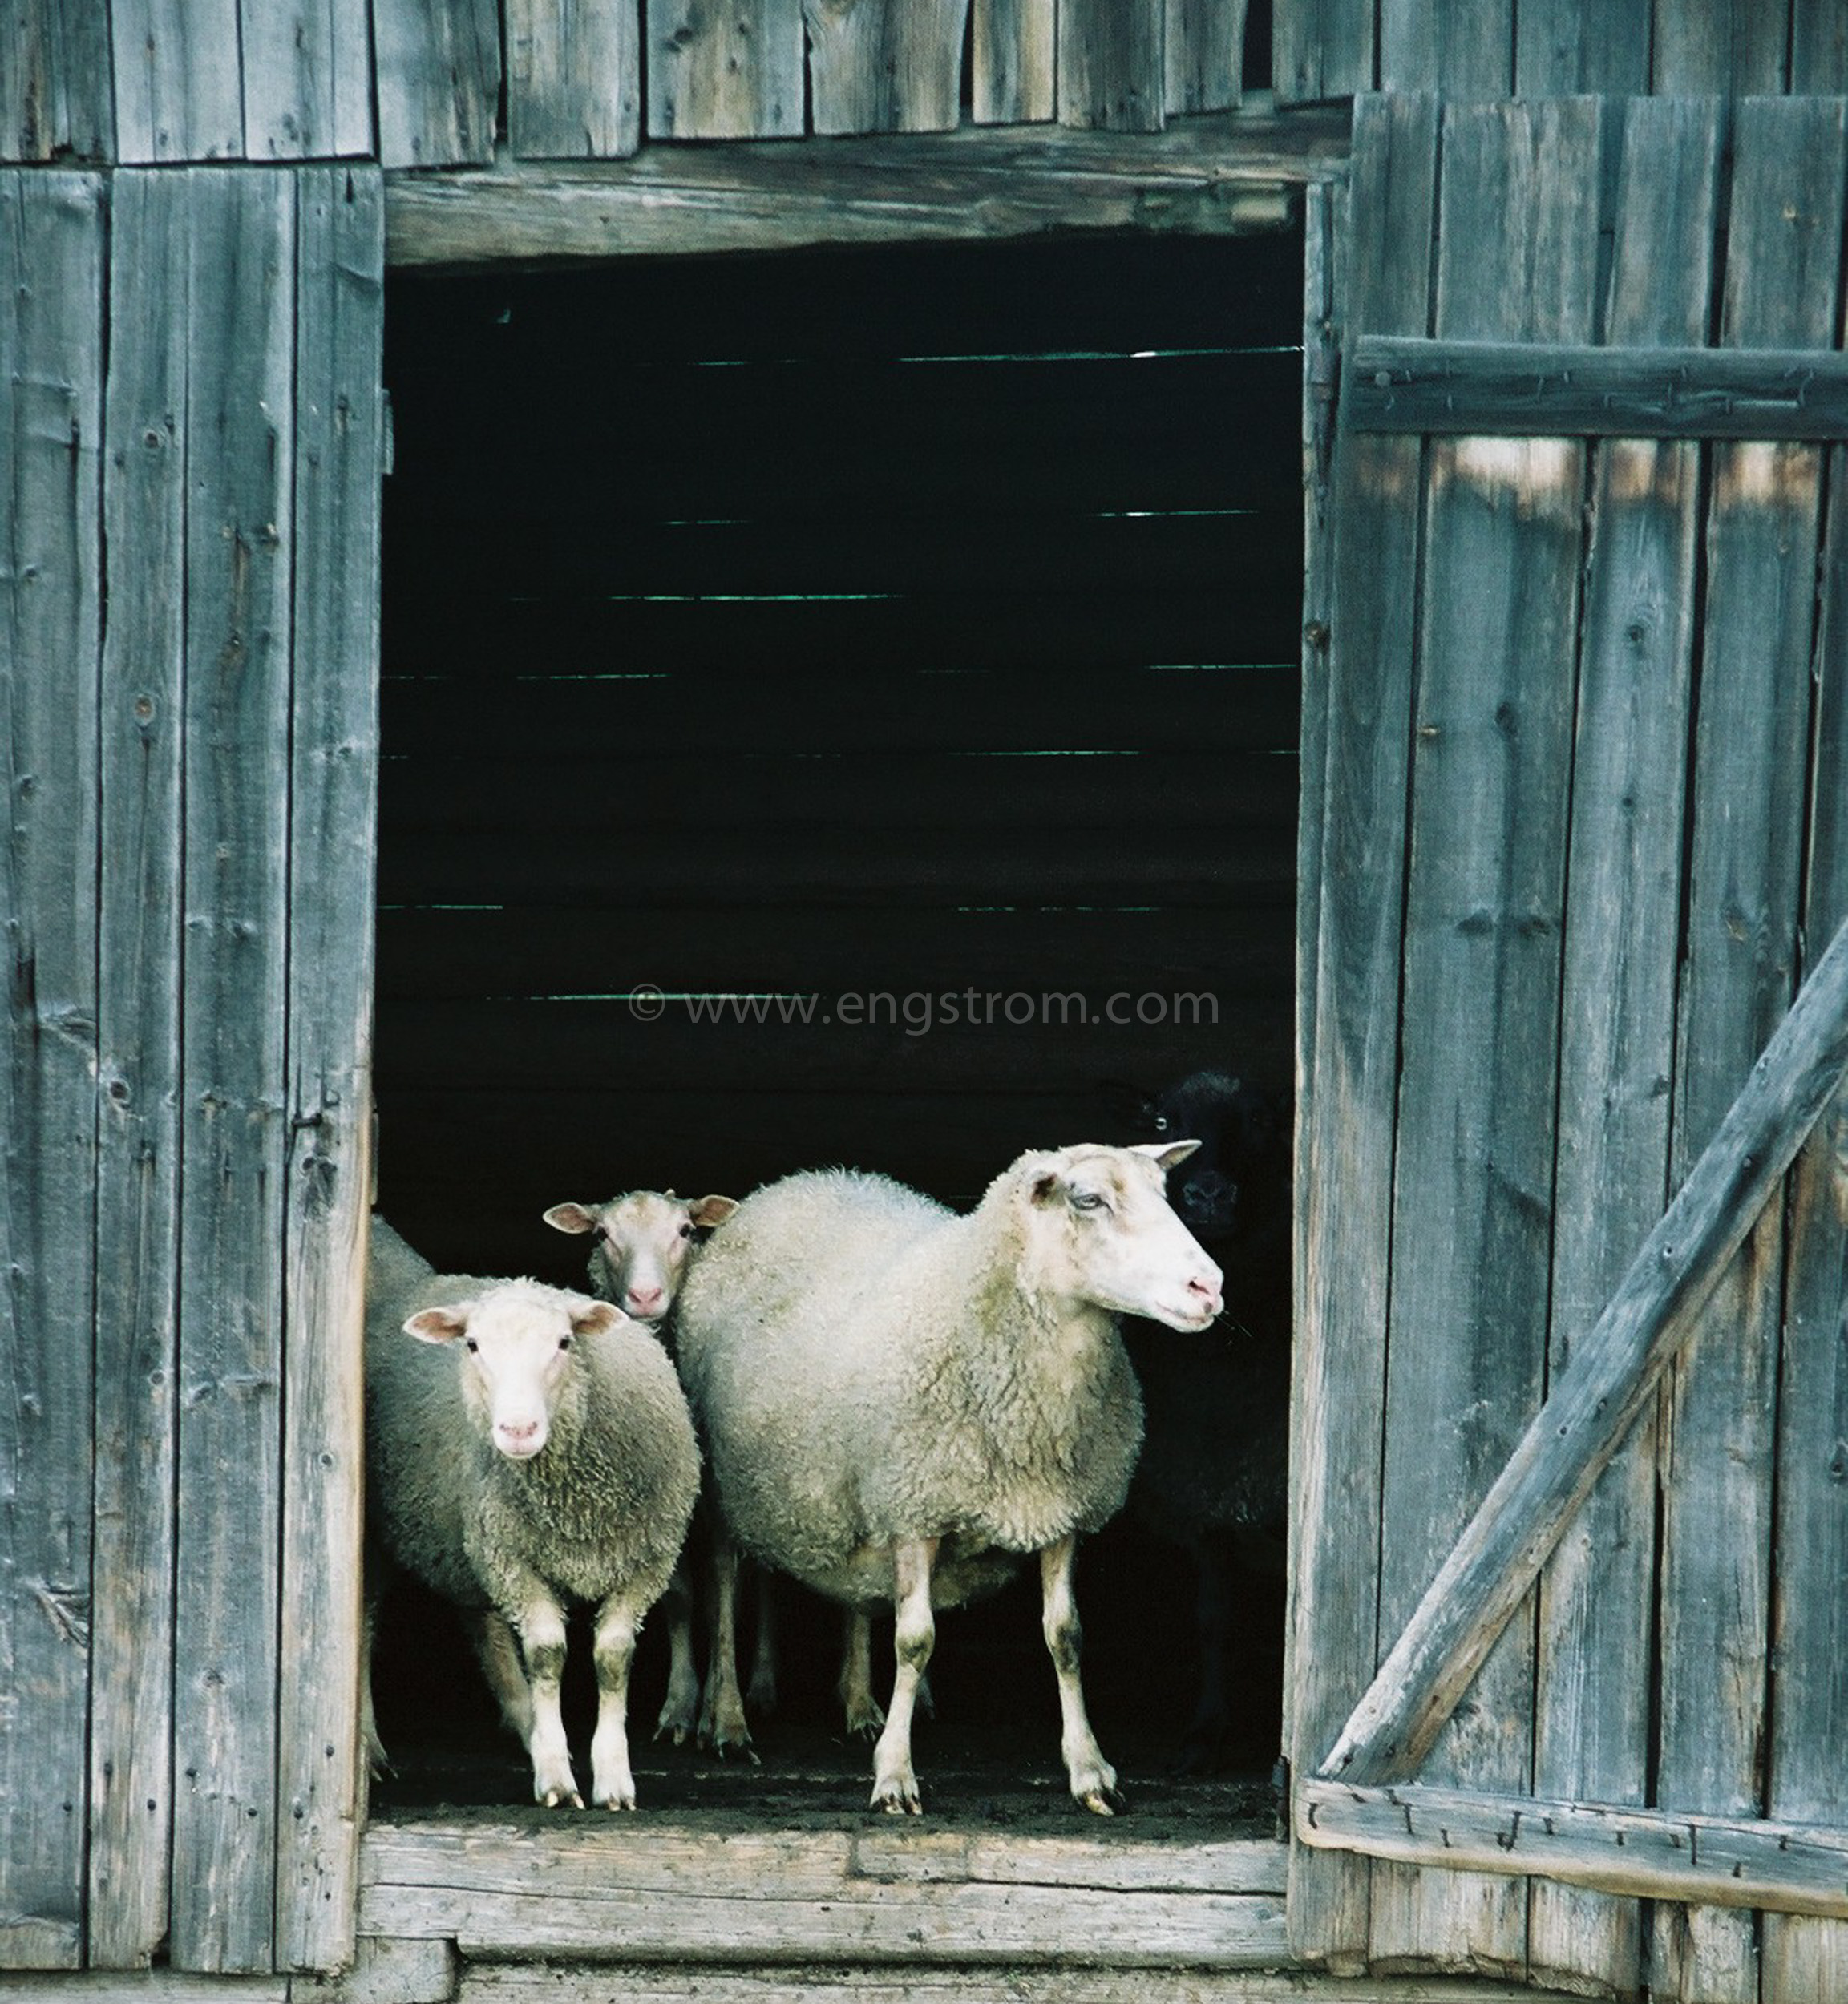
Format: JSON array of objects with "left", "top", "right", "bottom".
[
  {"left": 1290, "top": 94, "right": 1848, "bottom": 2002},
  {"left": 0, "top": 165, "right": 382, "bottom": 1977}
]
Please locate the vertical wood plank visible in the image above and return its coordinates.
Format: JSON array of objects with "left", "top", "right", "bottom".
[
  {"left": 1652, "top": 2, "right": 1789, "bottom": 93},
  {"left": 1526, "top": 94, "right": 1722, "bottom": 2004},
  {"left": 1164, "top": 0, "right": 1246, "bottom": 115},
  {"left": 972, "top": 0, "right": 1053, "bottom": 122},
  {"left": 1378, "top": 0, "right": 1511, "bottom": 95},
  {"left": 646, "top": 0, "right": 804, "bottom": 140},
  {"left": 0, "top": 165, "right": 104, "bottom": 1975},
  {"left": 89, "top": 168, "right": 189, "bottom": 1974},
  {"left": 274, "top": 164, "right": 383, "bottom": 1976},
  {"left": 374, "top": 0, "right": 502, "bottom": 168},
  {"left": 110, "top": 0, "right": 242, "bottom": 161},
  {"left": 507, "top": 0, "right": 641, "bottom": 160},
  {"left": 240, "top": 0, "right": 374, "bottom": 159},
  {"left": 1288, "top": 91, "right": 1438, "bottom": 1974},
  {"left": 1651, "top": 95, "right": 1848, "bottom": 2004},
  {"left": 1272, "top": 0, "right": 1373, "bottom": 107},
  {"left": 168, "top": 167, "right": 297, "bottom": 1976},
  {"left": 804, "top": 0, "right": 971, "bottom": 136},
  {"left": 1057, "top": 0, "right": 1164, "bottom": 131},
  {"left": 0, "top": 0, "right": 114, "bottom": 160},
  {"left": 1369, "top": 97, "right": 1606, "bottom": 1979},
  {"left": 1513, "top": 0, "right": 1648, "bottom": 93},
  {"left": 1791, "top": 0, "right": 1848, "bottom": 91}
]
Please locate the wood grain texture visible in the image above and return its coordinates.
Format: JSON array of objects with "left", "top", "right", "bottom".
[
  {"left": 273, "top": 164, "right": 385, "bottom": 1978},
  {"left": 0, "top": 0, "right": 113, "bottom": 160},
  {"left": 111, "top": 0, "right": 241, "bottom": 160},
  {"left": 1368, "top": 96, "right": 1603, "bottom": 1980},
  {"left": 0, "top": 166, "right": 105, "bottom": 1974},
  {"left": 1164, "top": 0, "right": 1246, "bottom": 115},
  {"left": 805, "top": 0, "right": 971, "bottom": 134},
  {"left": 972, "top": 0, "right": 1054, "bottom": 121},
  {"left": 1527, "top": 95, "right": 1720, "bottom": 2003},
  {"left": 1057, "top": 0, "right": 1164, "bottom": 131},
  {"left": 507, "top": 0, "right": 640, "bottom": 159},
  {"left": 1513, "top": 0, "right": 1648, "bottom": 92},
  {"left": 88, "top": 167, "right": 188, "bottom": 1974},
  {"left": 1272, "top": 0, "right": 1372, "bottom": 106},
  {"left": 646, "top": 0, "right": 804, "bottom": 140},
  {"left": 1378, "top": 0, "right": 1511, "bottom": 95},
  {"left": 1792, "top": 0, "right": 1848, "bottom": 90},
  {"left": 168, "top": 168, "right": 297, "bottom": 1975},
  {"left": 240, "top": 0, "right": 373, "bottom": 157},
  {"left": 1651, "top": 95, "right": 1848, "bottom": 2004},
  {"left": 374, "top": 0, "right": 501, "bottom": 168},
  {"left": 1652, "top": 0, "right": 1789, "bottom": 92},
  {"left": 1288, "top": 91, "right": 1438, "bottom": 1974}
]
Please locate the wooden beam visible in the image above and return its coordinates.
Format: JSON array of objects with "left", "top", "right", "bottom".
[
  {"left": 1345, "top": 335, "right": 1848, "bottom": 441},
  {"left": 1298, "top": 1780, "right": 1848, "bottom": 1921},
  {"left": 383, "top": 106, "right": 1350, "bottom": 269},
  {"left": 1316, "top": 914, "right": 1848, "bottom": 1789}
]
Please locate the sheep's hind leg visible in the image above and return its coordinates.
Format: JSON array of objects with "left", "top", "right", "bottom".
[
  {"left": 839, "top": 1606, "right": 884, "bottom": 1735},
  {"left": 654, "top": 1561, "right": 702, "bottom": 1745},
  {"left": 871, "top": 1537, "right": 938, "bottom": 1814},
  {"left": 471, "top": 1609, "right": 534, "bottom": 1742},
  {"left": 698, "top": 1528, "right": 754, "bottom": 1756},
  {"left": 591, "top": 1595, "right": 643, "bottom": 1810},
  {"left": 511, "top": 1594, "right": 580, "bottom": 1808},
  {"left": 1041, "top": 1535, "right": 1122, "bottom": 1816},
  {"left": 746, "top": 1563, "right": 778, "bottom": 1715}
]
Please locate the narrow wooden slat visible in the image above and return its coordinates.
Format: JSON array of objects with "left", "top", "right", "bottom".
[
  {"left": 1791, "top": 0, "right": 1848, "bottom": 90},
  {"left": 1368, "top": 97, "right": 1603, "bottom": 1979},
  {"left": 1527, "top": 95, "right": 1721, "bottom": 2004},
  {"left": 972, "top": 0, "right": 1054, "bottom": 121},
  {"left": 374, "top": 0, "right": 501, "bottom": 168},
  {"left": 1377, "top": 0, "right": 1511, "bottom": 95},
  {"left": 1652, "top": 96, "right": 1848, "bottom": 2004},
  {"left": 0, "top": 0, "right": 113, "bottom": 160},
  {"left": 507, "top": 0, "right": 641, "bottom": 159},
  {"left": 805, "top": 0, "right": 971, "bottom": 135},
  {"left": 110, "top": 0, "right": 241, "bottom": 161},
  {"left": 1288, "top": 91, "right": 1439, "bottom": 1972},
  {"left": 169, "top": 168, "right": 297, "bottom": 1975},
  {"left": 1652, "top": 1, "right": 1789, "bottom": 92},
  {"left": 1512, "top": 0, "right": 1648, "bottom": 93},
  {"left": 240, "top": 0, "right": 372, "bottom": 157},
  {"left": 0, "top": 166, "right": 104, "bottom": 1974},
  {"left": 646, "top": 0, "right": 803, "bottom": 140},
  {"left": 273, "top": 164, "right": 384, "bottom": 1978},
  {"left": 1163, "top": 0, "right": 1246, "bottom": 115},
  {"left": 1272, "top": 0, "right": 1373, "bottom": 107},
  {"left": 88, "top": 168, "right": 189, "bottom": 1973},
  {"left": 1057, "top": 0, "right": 1164, "bottom": 131}
]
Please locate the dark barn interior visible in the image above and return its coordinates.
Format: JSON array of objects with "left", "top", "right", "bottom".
[{"left": 370, "top": 227, "right": 1304, "bottom": 1818}]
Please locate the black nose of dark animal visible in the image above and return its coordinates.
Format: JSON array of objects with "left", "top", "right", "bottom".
[{"left": 1178, "top": 1170, "right": 1238, "bottom": 1234}]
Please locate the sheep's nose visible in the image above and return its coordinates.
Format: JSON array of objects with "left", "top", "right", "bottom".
[
  {"left": 1187, "top": 1275, "right": 1223, "bottom": 1316},
  {"left": 498, "top": 1418, "right": 542, "bottom": 1450},
  {"left": 628, "top": 1284, "right": 665, "bottom": 1315}
]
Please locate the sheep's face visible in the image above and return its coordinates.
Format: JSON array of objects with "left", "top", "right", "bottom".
[
  {"left": 1025, "top": 1142, "right": 1224, "bottom": 1332},
  {"left": 543, "top": 1189, "right": 739, "bottom": 1327},
  {"left": 406, "top": 1284, "right": 627, "bottom": 1460}
]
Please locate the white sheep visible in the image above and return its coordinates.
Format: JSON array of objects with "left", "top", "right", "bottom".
[
  {"left": 673, "top": 1141, "right": 1223, "bottom": 1814},
  {"left": 363, "top": 1216, "right": 700, "bottom": 1809}
]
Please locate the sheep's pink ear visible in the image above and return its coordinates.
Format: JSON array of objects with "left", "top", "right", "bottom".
[
  {"left": 1029, "top": 1170, "right": 1063, "bottom": 1206},
  {"left": 544, "top": 1202, "right": 598, "bottom": 1236},
  {"left": 1134, "top": 1139, "right": 1201, "bottom": 1172},
  {"left": 570, "top": 1299, "right": 626, "bottom": 1338},
  {"left": 406, "top": 1306, "right": 469, "bottom": 1345},
  {"left": 688, "top": 1194, "right": 739, "bottom": 1229}
]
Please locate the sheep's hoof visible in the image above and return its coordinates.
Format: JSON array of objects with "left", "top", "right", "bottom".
[
  {"left": 597, "top": 1792, "right": 639, "bottom": 1812},
  {"left": 1077, "top": 1784, "right": 1126, "bottom": 1817},
  {"left": 871, "top": 1778, "right": 923, "bottom": 1815},
  {"left": 654, "top": 1710, "right": 698, "bottom": 1746},
  {"left": 843, "top": 1700, "right": 885, "bottom": 1739},
  {"left": 540, "top": 1788, "right": 585, "bottom": 1810}
]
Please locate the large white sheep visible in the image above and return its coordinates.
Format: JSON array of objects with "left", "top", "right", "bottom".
[
  {"left": 673, "top": 1141, "right": 1223, "bottom": 1814},
  {"left": 363, "top": 1216, "right": 700, "bottom": 1810}
]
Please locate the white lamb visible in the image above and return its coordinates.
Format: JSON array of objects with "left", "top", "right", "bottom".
[
  {"left": 363, "top": 1216, "right": 700, "bottom": 1810},
  {"left": 673, "top": 1140, "right": 1223, "bottom": 1814}
]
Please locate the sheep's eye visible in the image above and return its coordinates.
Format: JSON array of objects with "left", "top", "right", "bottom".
[
  {"left": 678, "top": 1222, "right": 693, "bottom": 1238},
  {"left": 1071, "top": 1190, "right": 1106, "bottom": 1213},
  {"left": 1153, "top": 1114, "right": 1169, "bottom": 1133},
  {"left": 464, "top": 1337, "right": 478, "bottom": 1352},
  {"left": 592, "top": 1224, "right": 608, "bottom": 1244},
  {"left": 558, "top": 1335, "right": 572, "bottom": 1352}
]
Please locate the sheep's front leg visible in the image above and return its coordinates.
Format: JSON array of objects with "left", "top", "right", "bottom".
[
  {"left": 1041, "top": 1535, "right": 1122, "bottom": 1815},
  {"left": 510, "top": 1592, "right": 580, "bottom": 1808},
  {"left": 654, "top": 1560, "right": 702, "bottom": 1745},
  {"left": 871, "top": 1537, "right": 937, "bottom": 1814},
  {"left": 839, "top": 1606, "right": 884, "bottom": 1735},
  {"left": 471, "top": 1609, "right": 535, "bottom": 1743},
  {"left": 746, "top": 1562, "right": 778, "bottom": 1715},
  {"left": 699, "top": 1527, "right": 753, "bottom": 1756},
  {"left": 590, "top": 1594, "right": 644, "bottom": 1810}
]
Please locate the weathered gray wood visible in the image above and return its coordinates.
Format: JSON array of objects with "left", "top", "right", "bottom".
[
  {"left": 1792, "top": 0, "right": 1848, "bottom": 90},
  {"left": 1163, "top": 0, "right": 1245, "bottom": 115},
  {"left": 273, "top": 164, "right": 385, "bottom": 1980},
  {"left": 374, "top": 0, "right": 500, "bottom": 168},
  {"left": 1652, "top": 95, "right": 1847, "bottom": 2004},
  {"left": 0, "top": 167, "right": 104, "bottom": 1974},
  {"left": 0, "top": 1978, "right": 288, "bottom": 2002},
  {"left": 111, "top": 0, "right": 242, "bottom": 160},
  {"left": 646, "top": 0, "right": 803, "bottom": 139},
  {"left": 328, "top": 1935, "right": 459, "bottom": 2004},
  {"left": 1368, "top": 95, "right": 1603, "bottom": 1979},
  {"left": 1272, "top": 0, "right": 1372, "bottom": 107},
  {"left": 1513, "top": 0, "right": 1648, "bottom": 91},
  {"left": 507, "top": 0, "right": 640, "bottom": 159},
  {"left": 804, "top": 0, "right": 971, "bottom": 135},
  {"left": 0, "top": 0, "right": 112, "bottom": 160},
  {"left": 1316, "top": 913, "right": 1848, "bottom": 1792},
  {"left": 1526, "top": 94, "right": 1721, "bottom": 2004},
  {"left": 1057, "top": 0, "right": 1164, "bottom": 131},
  {"left": 1288, "top": 91, "right": 1438, "bottom": 1974},
  {"left": 241, "top": 0, "right": 374, "bottom": 157},
  {"left": 1378, "top": 0, "right": 1510, "bottom": 95},
  {"left": 1301, "top": 1780, "right": 1848, "bottom": 1920},
  {"left": 383, "top": 109, "right": 1341, "bottom": 269},
  {"left": 972, "top": 0, "right": 1054, "bottom": 122},
  {"left": 1652, "top": 0, "right": 1789, "bottom": 92},
  {"left": 168, "top": 168, "right": 297, "bottom": 1976},
  {"left": 88, "top": 168, "right": 190, "bottom": 1974}
]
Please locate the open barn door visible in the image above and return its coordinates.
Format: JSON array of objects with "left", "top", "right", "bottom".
[{"left": 1290, "top": 94, "right": 1848, "bottom": 2002}]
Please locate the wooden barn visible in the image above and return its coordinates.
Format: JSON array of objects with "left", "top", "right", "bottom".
[{"left": 6, "top": 2, "right": 1848, "bottom": 2001}]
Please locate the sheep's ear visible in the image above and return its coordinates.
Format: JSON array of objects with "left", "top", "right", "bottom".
[
  {"left": 1029, "top": 1170, "right": 1063, "bottom": 1207},
  {"left": 1134, "top": 1139, "right": 1202, "bottom": 1172},
  {"left": 406, "top": 1306, "right": 470, "bottom": 1345},
  {"left": 543, "top": 1202, "right": 599, "bottom": 1236},
  {"left": 570, "top": 1299, "right": 627, "bottom": 1339},
  {"left": 688, "top": 1194, "right": 739, "bottom": 1229}
]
